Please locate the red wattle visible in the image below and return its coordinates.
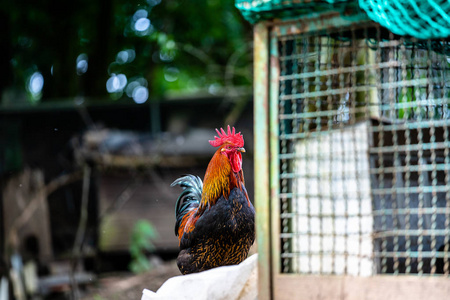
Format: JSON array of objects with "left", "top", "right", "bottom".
[{"left": 231, "top": 152, "right": 242, "bottom": 173}]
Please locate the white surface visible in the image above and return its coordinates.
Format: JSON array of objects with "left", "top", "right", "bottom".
[
  {"left": 293, "top": 122, "right": 374, "bottom": 276},
  {"left": 141, "top": 254, "right": 258, "bottom": 300}
]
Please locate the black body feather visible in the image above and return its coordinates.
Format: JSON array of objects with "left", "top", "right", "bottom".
[{"left": 173, "top": 183, "right": 255, "bottom": 274}]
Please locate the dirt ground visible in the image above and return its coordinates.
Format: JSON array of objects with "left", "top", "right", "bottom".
[{"left": 82, "top": 260, "right": 180, "bottom": 300}]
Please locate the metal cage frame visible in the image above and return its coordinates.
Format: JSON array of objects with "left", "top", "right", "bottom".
[{"left": 253, "top": 11, "right": 450, "bottom": 300}]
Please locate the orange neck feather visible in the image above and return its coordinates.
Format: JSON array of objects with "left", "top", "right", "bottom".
[{"left": 199, "top": 146, "right": 245, "bottom": 211}]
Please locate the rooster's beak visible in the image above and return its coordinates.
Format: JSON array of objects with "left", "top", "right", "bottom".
[{"left": 237, "top": 147, "right": 246, "bottom": 153}]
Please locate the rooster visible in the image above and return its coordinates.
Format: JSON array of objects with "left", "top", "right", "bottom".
[{"left": 171, "top": 126, "right": 255, "bottom": 274}]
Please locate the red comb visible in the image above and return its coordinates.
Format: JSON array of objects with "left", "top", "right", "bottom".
[{"left": 209, "top": 125, "right": 244, "bottom": 148}]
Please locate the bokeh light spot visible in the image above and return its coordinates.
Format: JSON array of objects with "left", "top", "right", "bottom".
[
  {"left": 135, "top": 18, "right": 150, "bottom": 32},
  {"left": 132, "top": 86, "right": 148, "bottom": 104},
  {"left": 208, "top": 83, "right": 221, "bottom": 95},
  {"left": 116, "top": 49, "right": 136, "bottom": 64},
  {"left": 117, "top": 74, "right": 127, "bottom": 89},
  {"left": 166, "top": 40, "right": 175, "bottom": 49},
  {"left": 164, "top": 67, "right": 179, "bottom": 82},
  {"left": 117, "top": 51, "right": 128, "bottom": 63},
  {"left": 159, "top": 50, "right": 175, "bottom": 62},
  {"left": 77, "top": 61, "right": 88, "bottom": 73},
  {"left": 133, "top": 9, "right": 148, "bottom": 21},
  {"left": 29, "top": 72, "right": 44, "bottom": 95},
  {"left": 106, "top": 74, "right": 127, "bottom": 93},
  {"left": 76, "top": 53, "right": 88, "bottom": 75},
  {"left": 126, "top": 81, "right": 140, "bottom": 98}
]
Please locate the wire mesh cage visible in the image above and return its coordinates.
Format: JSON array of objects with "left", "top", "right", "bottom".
[{"left": 274, "top": 21, "right": 450, "bottom": 277}]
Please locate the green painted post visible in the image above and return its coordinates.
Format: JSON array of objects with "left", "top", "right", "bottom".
[
  {"left": 269, "top": 28, "right": 281, "bottom": 278},
  {"left": 253, "top": 22, "right": 272, "bottom": 300}
]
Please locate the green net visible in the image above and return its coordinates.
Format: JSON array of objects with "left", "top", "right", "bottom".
[
  {"left": 235, "top": 0, "right": 353, "bottom": 23},
  {"left": 359, "top": 0, "right": 450, "bottom": 39},
  {"left": 236, "top": 0, "right": 450, "bottom": 39}
]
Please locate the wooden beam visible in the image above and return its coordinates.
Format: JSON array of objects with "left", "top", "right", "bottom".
[{"left": 275, "top": 274, "right": 450, "bottom": 300}]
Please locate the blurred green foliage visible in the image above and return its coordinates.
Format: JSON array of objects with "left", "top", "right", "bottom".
[
  {"left": 129, "top": 220, "right": 158, "bottom": 274},
  {"left": 0, "top": 0, "right": 252, "bottom": 104}
]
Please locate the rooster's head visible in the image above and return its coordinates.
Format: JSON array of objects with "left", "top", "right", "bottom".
[{"left": 209, "top": 125, "right": 245, "bottom": 173}]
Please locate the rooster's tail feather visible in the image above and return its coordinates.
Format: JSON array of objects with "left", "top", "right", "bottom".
[{"left": 171, "top": 175, "right": 203, "bottom": 236}]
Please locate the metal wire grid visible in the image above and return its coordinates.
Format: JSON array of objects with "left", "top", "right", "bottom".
[{"left": 276, "top": 23, "right": 450, "bottom": 276}]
